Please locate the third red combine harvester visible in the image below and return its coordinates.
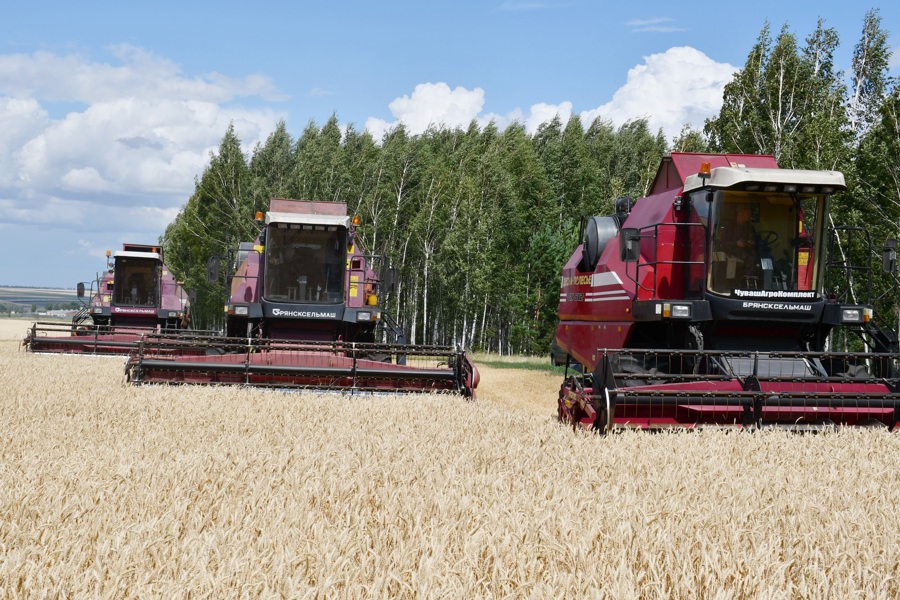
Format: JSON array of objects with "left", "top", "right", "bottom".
[
  {"left": 125, "top": 199, "right": 479, "bottom": 396},
  {"left": 557, "top": 152, "right": 900, "bottom": 431},
  {"left": 25, "top": 244, "right": 192, "bottom": 354}
]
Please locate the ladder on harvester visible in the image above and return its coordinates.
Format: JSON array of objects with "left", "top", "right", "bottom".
[
  {"left": 825, "top": 226, "right": 900, "bottom": 376},
  {"left": 71, "top": 306, "right": 91, "bottom": 327}
]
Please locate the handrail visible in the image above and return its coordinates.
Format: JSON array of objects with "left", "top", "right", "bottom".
[{"left": 623, "top": 221, "right": 709, "bottom": 301}]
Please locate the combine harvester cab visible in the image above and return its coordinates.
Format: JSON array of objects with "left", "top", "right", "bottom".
[
  {"left": 126, "top": 199, "right": 479, "bottom": 396},
  {"left": 25, "top": 244, "right": 192, "bottom": 354},
  {"left": 557, "top": 153, "right": 900, "bottom": 432}
]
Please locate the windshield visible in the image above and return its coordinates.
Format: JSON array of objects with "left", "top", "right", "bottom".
[
  {"left": 113, "top": 257, "right": 159, "bottom": 307},
  {"left": 703, "top": 190, "right": 824, "bottom": 296},
  {"left": 264, "top": 223, "right": 345, "bottom": 304}
]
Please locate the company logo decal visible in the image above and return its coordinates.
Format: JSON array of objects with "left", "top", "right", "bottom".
[
  {"left": 112, "top": 307, "right": 156, "bottom": 315},
  {"left": 560, "top": 270, "right": 629, "bottom": 303},
  {"left": 732, "top": 289, "right": 817, "bottom": 300},
  {"left": 272, "top": 308, "right": 337, "bottom": 318},
  {"left": 741, "top": 301, "right": 813, "bottom": 311}
]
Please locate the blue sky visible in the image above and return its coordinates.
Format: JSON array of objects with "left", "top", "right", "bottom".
[{"left": 1, "top": 1, "right": 898, "bottom": 287}]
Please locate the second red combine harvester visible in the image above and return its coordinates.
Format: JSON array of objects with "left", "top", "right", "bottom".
[
  {"left": 125, "top": 199, "right": 479, "bottom": 396},
  {"left": 557, "top": 153, "right": 900, "bottom": 431},
  {"left": 25, "top": 244, "right": 192, "bottom": 354}
]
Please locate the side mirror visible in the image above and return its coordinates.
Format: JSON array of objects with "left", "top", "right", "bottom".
[
  {"left": 76, "top": 282, "right": 85, "bottom": 298},
  {"left": 188, "top": 289, "right": 197, "bottom": 304},
  {"left": 883, "top": 239, "right": 897, "bottom": 274},
  {"left": 207, "top": 257, "right": 221, "bottom": 284},
  {"left": 619, "top": 228, "right": 641, "bottom": 262},
  {"left": 384, "top": 267, "right": 398, "bottom": 294}
]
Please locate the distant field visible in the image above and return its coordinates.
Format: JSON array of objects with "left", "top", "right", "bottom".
[{"left": 0, "top": 287, "right": 78, "bottom": 306}]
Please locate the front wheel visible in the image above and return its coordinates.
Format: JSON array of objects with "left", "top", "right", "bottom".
[{"left": 592, "top": 387, "right": 615, "bottom": 435}]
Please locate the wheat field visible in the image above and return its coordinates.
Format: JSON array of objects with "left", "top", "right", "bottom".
[{"left": 2, "top": 319, "right": 899, "bottom": 599}]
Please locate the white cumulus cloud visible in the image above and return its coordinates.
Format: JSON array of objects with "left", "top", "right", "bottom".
[
  {"left": 366, "top": 84, "right": 576, "bottom": 139},
  {"left": 0, "top": 47, "right": 286, "bottom": 285},
  {"left": 523, "top": 101, "right": 573, "bottom": 132},
  {"left": 580, "top": 46, "right": 736, "bottom": 140},
  {"left": 1, "top": 41, "right": 737, "bottom": 285},
  {"left": 0, "top": 97, "right": 50, "bottom": 185},
  {"left": 365, "top": 47, "right": 733, "bottom": 143},
  {"left": 0, "top": 45, "right": 281, "bottom": 103},
  {"left": 0, "top": 49, "right": 284, "bottom": 209},
  {"left": 365, "top": 83, "right": 486, "bottom": 140}
]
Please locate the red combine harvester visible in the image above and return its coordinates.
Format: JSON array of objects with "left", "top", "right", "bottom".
[
  {"left": 24, "top": 244, "right": 192, "bottom": 354},
  {"left": 557, "top": 153, "right": 900, "bottom": 431},
  {"left": 125, "top": 199, "right": 479, "bottom": 396}
]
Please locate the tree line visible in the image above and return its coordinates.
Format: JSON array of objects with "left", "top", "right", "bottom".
[{"left": 163, "top": 9, "right": 899, "bottom": 354}]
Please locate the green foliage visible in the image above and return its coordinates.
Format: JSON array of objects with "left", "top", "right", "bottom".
[
  {"left": 509, "top": 221, "right": 576, "bottom": 355},
  {"left": 854, "top": 85, "right": 900, "bottom": 331},
  {"left": 705, "top": 20, "right": 850, "bottom": 170},
  {"left": 706, "top": 12, "right": 898, "bottom": 334},
  {"left": 850, "top": 9, "right": 893, "bottom": 140},
  {"left": 249, "top": 120, "right": 294, "bottom": 214},
  {"left": 163, "top": 114, "right": 665, "bottom": 352},
  {"left": 162, "top": 123, "right": 251, "bottom": 329},
  {"left": 671, "top": 126, "right": 709, "bottom": 153},
  {"left": 162, "top": 10, "right": 898, "bottom": 352}
]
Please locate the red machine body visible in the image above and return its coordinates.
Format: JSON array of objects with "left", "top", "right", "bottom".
[
  {"left": 557, "top": 153, "right": 900, "bottom": 431},
  {"left": 126, "top": 199, "right": 479, "bottom": 396},
  {"left": 25, "top": 244, "right": 192, "bottom": 354}
]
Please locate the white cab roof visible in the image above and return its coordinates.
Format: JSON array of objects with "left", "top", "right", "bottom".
[
  {"left": 683, "top": 166, "right": 846, "bottom": 193},
  {"left": 114, "top": 251, "right": 161, "bottom": 260},
  {"left": 266, "top": 212, "right": 350, "bottom": 227}
]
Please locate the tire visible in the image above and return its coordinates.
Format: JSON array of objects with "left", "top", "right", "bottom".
[{"left": 591, "top": 386, "right": 614, "bottom": 434}]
